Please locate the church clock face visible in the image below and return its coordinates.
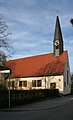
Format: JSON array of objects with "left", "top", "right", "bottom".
[{"left": 55, "top": 40, "right": 59, "bottom": 46}]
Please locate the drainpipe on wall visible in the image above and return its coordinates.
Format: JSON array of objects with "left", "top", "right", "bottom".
[{"left": 45, "top": 76, "right": 46, "bottom": 89}]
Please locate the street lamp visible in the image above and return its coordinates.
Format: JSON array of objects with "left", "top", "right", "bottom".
[{"left": 0, "top": 69, "right": 10, "bottom": 109}]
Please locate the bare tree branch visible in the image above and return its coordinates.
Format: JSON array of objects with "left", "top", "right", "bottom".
[{"left": 0, "top": 16, "right": 14, "bottom": 60}]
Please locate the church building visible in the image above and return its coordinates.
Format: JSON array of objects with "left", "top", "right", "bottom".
[{"left": 0, "top": 16, "right": 71, "bottom": 95}]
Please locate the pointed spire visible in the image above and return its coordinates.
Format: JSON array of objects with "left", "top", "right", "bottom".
[
  {"left": 53, "top": 16, "right": 64, "bottom": 56},
  {"left": 54, "top": 16, "right": 63, "bottom": 41}
]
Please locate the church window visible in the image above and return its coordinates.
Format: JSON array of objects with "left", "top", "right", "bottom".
[
  {"left": 23, "top": 81, "right": 27, "bottom": 87},
  {"left": 19, "top": 81, "right": 22, "bottom": 87},
  {"left": 37, "top": 80, "right": 42, "bottom": 87},
  {"left": 64, "top": 82, "right": 66, "bottom": 87},
  {"left": 32, "top": 80, "right": 36, "bottom": 87},
  {"left": 9, "top": 81, "right": 14, "bottom": 89},
  {"left": 12, "top": 81, "right": 14, "bottom": 89}
]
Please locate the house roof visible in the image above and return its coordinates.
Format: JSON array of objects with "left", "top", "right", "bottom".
[{"left": 5, "top": 51, "right": 68, "bottom": 78}]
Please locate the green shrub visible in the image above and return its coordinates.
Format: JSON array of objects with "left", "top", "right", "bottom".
[{"left": 0, "top": 84, "right": 8, "bottom": 108}]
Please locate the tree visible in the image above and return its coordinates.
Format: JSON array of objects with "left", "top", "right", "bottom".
[
  {"left": 0, "top": 17, "right": 10, "bottom": 47},
  {"left": 70, "top": 18, "right": 73, "bottom": 26},
  {"left": 0, "top": 17, "right": 14, "bottom": 59},
  {"left": 0, "top": 17, "right": 14, "bottom": 90}
]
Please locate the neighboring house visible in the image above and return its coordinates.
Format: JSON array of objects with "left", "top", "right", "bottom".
[{"left": 0, "top": 16, "right": 71, "bottom": 95}]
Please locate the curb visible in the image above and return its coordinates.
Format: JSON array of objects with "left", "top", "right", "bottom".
[{"left": 0, "top": 103, "right": 67, "bottom": 112}]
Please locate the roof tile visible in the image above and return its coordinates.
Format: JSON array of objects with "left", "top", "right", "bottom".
[{"left": 5, "top": 51, "right": 67, "bottom": 78}]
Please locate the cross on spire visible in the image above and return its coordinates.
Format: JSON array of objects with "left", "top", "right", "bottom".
[{"left": 56, "top": 10, "right": 59, "bottom": 16}]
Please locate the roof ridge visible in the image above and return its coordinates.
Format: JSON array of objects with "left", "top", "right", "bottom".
[
  {"left": 7, "top": 50, "right": 68, "bottom": 63},
  {"left": 7, "top": 52, "right": 53, "bottom": 62}
]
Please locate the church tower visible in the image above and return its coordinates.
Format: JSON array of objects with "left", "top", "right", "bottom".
[{"left": 53, "top": 16, "right": 64, "bottom": 56}]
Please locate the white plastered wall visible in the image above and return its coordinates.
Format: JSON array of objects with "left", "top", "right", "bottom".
[
  {"left": 46, "top": 75, "right": 63, "bottom": 93},
  {"left": 63, "top": 55, "right": 71, "bottom": 95},
  {"left": 8, "top": 75, "right": 64, "bottom": 94}
]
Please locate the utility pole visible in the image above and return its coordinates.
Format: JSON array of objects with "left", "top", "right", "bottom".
[{"left": 8, "top": 73, "right": 10, "bottom": 109}]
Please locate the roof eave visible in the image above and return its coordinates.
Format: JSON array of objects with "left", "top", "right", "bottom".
[{"left": 10, "top": 73, "right": 63, "bottom": 79}]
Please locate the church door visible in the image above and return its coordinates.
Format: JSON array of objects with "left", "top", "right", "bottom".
[{"left": 50, "top": 83, "right": 56, "bottom": 89}]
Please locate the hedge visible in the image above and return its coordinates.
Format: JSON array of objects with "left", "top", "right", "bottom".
[
  {"left": 10, "top": 89, "right": 59, "bottom": 107},
  {"left": 0, "top": 85, "right": 8, "bottom": 108},
  {"left": 0, "top": 89, "right": 59, "bottom": 108}
]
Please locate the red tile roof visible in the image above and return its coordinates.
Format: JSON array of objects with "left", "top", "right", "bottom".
[{"left": 5, "top": 51, "right": 67, "bottom": 78}]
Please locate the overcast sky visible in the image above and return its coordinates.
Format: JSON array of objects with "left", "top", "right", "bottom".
[{"left": 0, "top": 0, "right": 73, "bottom": 72}]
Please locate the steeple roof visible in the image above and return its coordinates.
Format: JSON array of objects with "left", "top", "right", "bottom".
[{"left": 54, "top": 16, "right": 63, "bottom": 41}]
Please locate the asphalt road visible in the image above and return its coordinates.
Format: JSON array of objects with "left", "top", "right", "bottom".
[{"left": 0, "top": 99, "right": 73, "bottom": 120}]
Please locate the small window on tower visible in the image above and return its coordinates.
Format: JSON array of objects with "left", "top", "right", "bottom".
[{"left": 56, "top": 46, "right": 59, "bottom": 49}]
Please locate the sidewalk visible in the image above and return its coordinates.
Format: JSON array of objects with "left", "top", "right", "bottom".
[{"left": 0, "top": 95, "right": 73, "bottom": 112}]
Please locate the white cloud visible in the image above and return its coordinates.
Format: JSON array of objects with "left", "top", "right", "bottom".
[{"left": 0, "top": 0, "right": 73, "bottom": 72}]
